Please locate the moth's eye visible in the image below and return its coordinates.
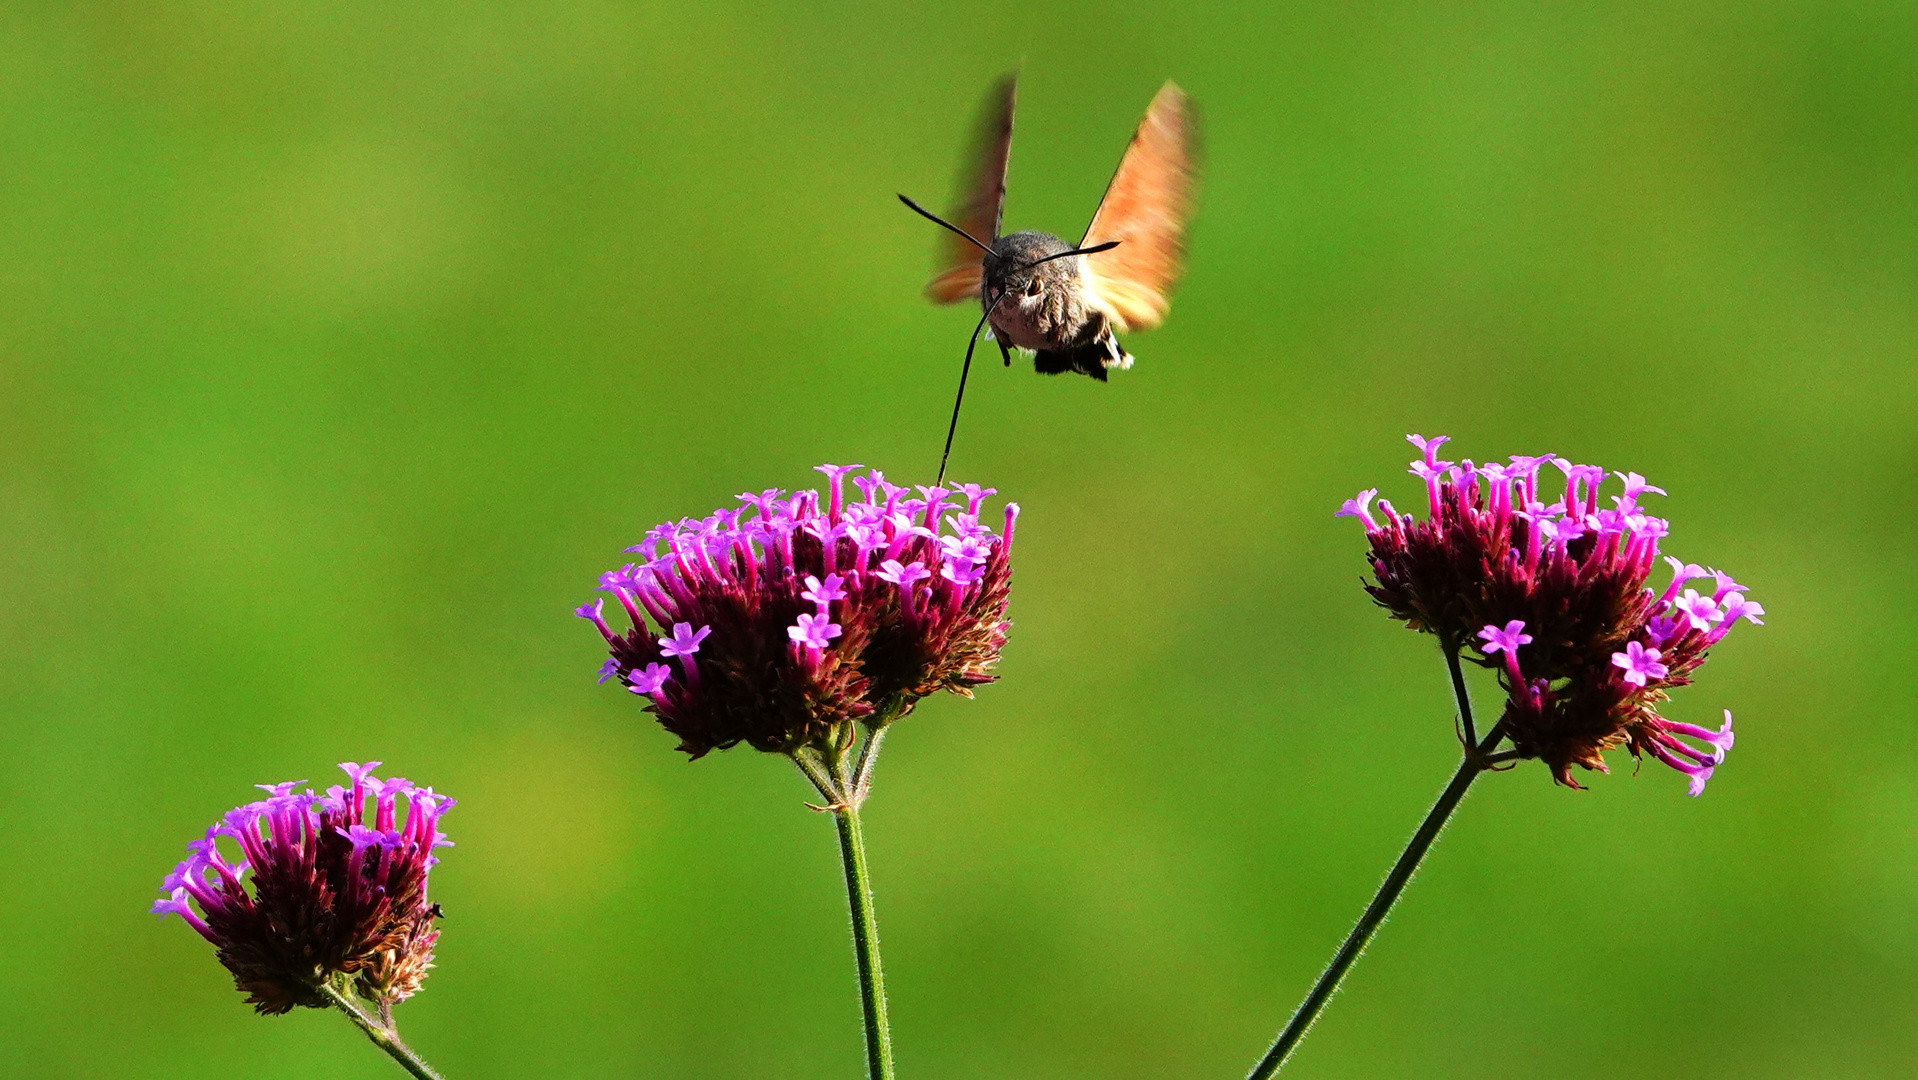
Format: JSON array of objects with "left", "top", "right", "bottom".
[{"left": 1024, "top": 279, "right": 1043, "bottom": 298}]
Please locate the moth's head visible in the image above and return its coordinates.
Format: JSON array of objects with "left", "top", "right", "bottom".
[
  {"left": 986, "top": 231, "right": 1083, "bottom": 306},
  {"left": 894, "top": 195, "right": 1117, "bottom": 312}
]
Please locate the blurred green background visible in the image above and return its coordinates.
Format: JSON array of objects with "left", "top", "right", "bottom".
[{"left": 2, "top": 2, "right": 1912, "bottom": 1077}]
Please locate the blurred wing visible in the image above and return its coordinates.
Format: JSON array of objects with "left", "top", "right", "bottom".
[
  {"left": 926, "top": 72, "right": 1018, "bottom": 304},
  {"left": 1079, "top": 82, "right": 1199, "bottom": 331}
]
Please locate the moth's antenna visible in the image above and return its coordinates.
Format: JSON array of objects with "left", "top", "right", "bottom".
[
  {"left": 1021, "top": 239, "right": 1120, "bottom": 267},
  {"left": 899, "top": 194, "right": 994, "bottom": 255},
  {"left": 936, "top": 287, "right": 1010, "bottom": 486}
]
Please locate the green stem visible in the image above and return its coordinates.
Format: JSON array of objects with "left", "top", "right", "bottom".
[
  {"left": 1246, "top": 645, "right": 1504, "bottom": 1079},
  {"left": 1443, "top": 636, "right": 1478, "bottom": 749},
  {"left": 833, "top": 794, "right": 897, "bottom": 1080},
  {"left": 849, "top": 722, "right": 890, "bottom": 807},
  {"left": 319, "top": 982, "right": 446, "bottom": 1080},
  {"left": 793, "top": 746, "right": 840, "bottom": 804},
  {"left": 794, "top": 721, "right": 902, "bottom": 1080}
]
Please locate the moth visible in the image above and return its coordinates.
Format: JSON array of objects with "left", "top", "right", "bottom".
[{"left": 900, "top": 73, "right": 1199, "bottom": 479}]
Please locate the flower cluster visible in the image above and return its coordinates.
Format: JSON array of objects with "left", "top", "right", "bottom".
[
  {"left": 152, "top": 763, "right": 454, "bottom": 1014},
  {"left": 580, "top": 464, "right": 1017, "bottom": 759},
  {"left": 1339, "top": 435, "right": 1763, "bottom": 793}
]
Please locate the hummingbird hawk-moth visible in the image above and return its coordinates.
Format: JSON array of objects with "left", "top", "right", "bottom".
[{"left": 900, "top": 73, "right": 1199, "bottom": 480}]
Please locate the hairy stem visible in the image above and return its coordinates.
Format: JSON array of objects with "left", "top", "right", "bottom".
[
  {"left": 320, "top": 982, "right": 445, "bottom": 1080},
  {"left": 793, "top": 746, "right": 842, "bottom": 806},
  {"left": 1444, "top": 636, "right": 1478, "bottom": 749},
  {"left": 832, "top": 791, "right": 896, "bottom": 1080},
  {"left": 849, "top": 722, "right": 890, "bottom": 808},
  {"left": 794, "top": 721, "right": 902, "bottom": 1079}
]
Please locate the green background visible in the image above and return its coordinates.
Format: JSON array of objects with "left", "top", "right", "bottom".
[{"left": 2, "top": 2, "right": 1911, "bottom": 1077}]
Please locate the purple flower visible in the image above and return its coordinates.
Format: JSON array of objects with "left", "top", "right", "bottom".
[
  {"left": 580, "top": 465, "right": 1018, "bottom": 759},
  {"left": 1335, "top": 489, "right": 1382, "bottom": 533},
  {"left": 1643, "top": 711, "right": 1738, "bottom": 797},
  {"left": 1615, "top": 471, "right": 1666, "bottom": 509},
  {"left": 1477, "top": 620, "right": 1532, "bottom": 656},
  {"left": 1708, "top": 569, "right": 1744, "bottom": 599},
  {"left": 1340, "top": 435, "right": 1763, "bottom": 793},
  {"left": 939, "top": 557, "right": 985, "bottom": 586},
  {"left": 1611, "top": 641, "right": 1669, "bottom": 687},
  {"left": 627, "top": 662, "right": 672, "bottom": 696},
  {"left": 939, "top": 534, "right": 993, "bottom": 564},
  {"left": 801, "top": 573, "right": 848, "bottom": 607},
  {"left": 1476, "top": 620, "right": 1532, "bottom": 681},
  {"left": 152, "top": 762, "right": 453, "bottom": 1014},
  {"left": 576, "top": 599, "right": 613, "bottom": 641},
  {"left": 658, "top": 622, "right": 711, "bottom": 658},
  {"left": 1719, "top": 592, "right": 1766, "bottom": 626},
  {"left": 789, "top": 612, "right": 844, "bottom": 649},
  {"left": 1673, "top": 589, "right": 1722, "bottom": 632},
  {"left": 876, "top": 560, "right": 932, "bottom": 587},
  {"left": 816, "top": 463, "right": 863, "bottom": 516}
]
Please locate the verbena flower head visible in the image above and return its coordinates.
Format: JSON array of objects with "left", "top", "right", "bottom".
[
  {"left": 580, "top": 464, "right": 1017, "bottom": 759},
  {"left": 151, "top": 762, "right": 454, "bottom": 1014},
  {"left": 1339, "top": 435, "right": 1764, "bottom": 793}
]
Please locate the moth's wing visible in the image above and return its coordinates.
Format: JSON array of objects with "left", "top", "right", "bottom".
[
  {"left": 1078, "top": 81, "right": 1199, "bottom": 331},
  {"left": 926, "top": 72, "right": 1018, "bottom": 304}
]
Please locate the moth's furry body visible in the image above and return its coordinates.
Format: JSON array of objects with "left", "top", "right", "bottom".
[
  {"left": 909, "top": 73, "right": 1199, "bottom": 479},
  {"left": 982, "top": 231, "right": 1129, "bottom": 380},
  {"left": 912, "top": 75, "right": 1198, "bottom": 383}
]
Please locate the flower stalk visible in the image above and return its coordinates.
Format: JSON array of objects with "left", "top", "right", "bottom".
[
  {"left": 795, "top": 720, "right": 899, "bottom": 1080},
  {"left": 320, "top": 980, "right": 447, "bottom": 1080},
  {"left": 832, "top": 793, "right": 895, "bottom": 1080}
]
